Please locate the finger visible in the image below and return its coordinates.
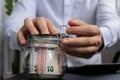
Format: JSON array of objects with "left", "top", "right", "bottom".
[
  {"left": 24, "top": 18, "right": 39, "bottom": 34},
  {"left": 66, "top": 25, "right": 100, "bottom": 36},
  {"left": 36, "top": 17, "right": 50, "bottom": 34},
  {"left": 46, "top": 19, "right": 59, "bottom": 34},
  {"left": 17, "top": 30, "right": 26, "bottom": 46},
  {"left": 62, "top": 46, "right": 98, "bottom": 58},
  {"left": 62, "top": 37, "right": 101, "bottom": 47},
  {"left": 68, "top": 19, "right": 88, "bottom": 26}
]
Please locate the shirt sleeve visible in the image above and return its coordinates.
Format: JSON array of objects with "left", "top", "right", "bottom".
[
  {"left": 96, "top": 0, "right": 120, "bottom": 49},
  {"left": 4, "top": 0, "right": 37, "bottom": 50}
]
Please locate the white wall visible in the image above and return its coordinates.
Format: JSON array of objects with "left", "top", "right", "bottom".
[
  {"left": 0, "top": 0, "right": 14, "bottom": 77},
  {"left": 0, "top": 0, "right": 3, "bottom": 76}
]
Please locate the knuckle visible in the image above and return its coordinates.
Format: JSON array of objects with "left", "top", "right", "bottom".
[
  {"left": 37, "top": 16, "right": 46, "bottom": 21},
  {"left": 84, "top": 47, "right": 97, "bottom": 59},
  {"left": 93, "top": 47, "right": 98, "bottom": 52},
  {"left": 84, "top": 54, "right": 93, "bottom": 59},
  {"left": 36, "top": 17, "right": 47, "bottom": 26},
  {"left": 95, "top": 38, "right": 101, "bottom": 47},
  {"left": 86, "top": 52, "right": 95, "bottom": 59},
  {"left": 90, "top": 25, "right": 100, "bottom": 34},
  {"left": 24, "top": 18, "right": 30, "bottom": 23},
  {"left": 24, "top": 18, "right": 28, "bottom": 21}
]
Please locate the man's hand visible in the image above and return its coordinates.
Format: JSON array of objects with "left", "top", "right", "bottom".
[
  {"left": 62, "top": 19, "right": 104, "bottom": 58},
  {"left": 17, "top": 17, "right": 59, "bottom": 46}
]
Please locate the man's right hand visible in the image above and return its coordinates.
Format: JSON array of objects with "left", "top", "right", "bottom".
[{"left": 17, "top": 17, "right": 59, "bottom": 46}]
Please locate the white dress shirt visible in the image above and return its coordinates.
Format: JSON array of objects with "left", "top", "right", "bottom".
[{"left": 4, "top": 0, "right": 120, "bottom": 67}]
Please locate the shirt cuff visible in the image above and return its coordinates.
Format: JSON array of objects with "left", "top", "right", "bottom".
[{"left": 100, "top": 27, "right": 115, "bottom": 49}]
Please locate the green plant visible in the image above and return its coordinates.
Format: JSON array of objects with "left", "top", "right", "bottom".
[{"left": 5, "top": 0, "right": 17, "bottom": 15}]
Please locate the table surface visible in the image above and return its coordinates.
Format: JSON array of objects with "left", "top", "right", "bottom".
[
  {"left": 3, "top": 64, "right": 120, "bottom": 80},
  {"left": 4, "top": 72, "right": 120, "bottom": 80}
]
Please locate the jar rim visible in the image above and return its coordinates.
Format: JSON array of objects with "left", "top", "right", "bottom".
[{"left": 27, "top": 34, "right": 62, "bottom": 39}]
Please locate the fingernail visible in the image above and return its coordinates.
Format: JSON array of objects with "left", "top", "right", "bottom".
[
  {"left": 62, "top": 39, "right": 69, "bottom": 44},
  {"left": 31, "top": 29, "right": 39, "bottom": 34},
  {"left": 20, "top": 40, "right": 26, "bottom": 45},
  {"left": 73, "top": 20, "right": 79, "bottom": 24}
]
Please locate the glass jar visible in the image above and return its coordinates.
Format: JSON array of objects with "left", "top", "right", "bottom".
[{"left": 23, "top": 34, "right": 67, "bottom": 79}]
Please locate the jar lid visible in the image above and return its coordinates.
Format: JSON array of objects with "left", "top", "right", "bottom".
[{"left": 26, "top": 34, "right": 62, "bottom": 47}]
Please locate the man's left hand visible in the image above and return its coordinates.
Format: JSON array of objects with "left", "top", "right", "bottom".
[{"left": 62, "top": 19, "right": 104, "bottom": 58}]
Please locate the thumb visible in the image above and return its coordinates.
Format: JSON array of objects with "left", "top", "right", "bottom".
[{"left": 68, "top": 18, "right": 87, "bottom": 26}]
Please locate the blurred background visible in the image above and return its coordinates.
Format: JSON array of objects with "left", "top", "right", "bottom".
[{"left": 0, "top": 0, "right": 120, "bottom": 79}]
